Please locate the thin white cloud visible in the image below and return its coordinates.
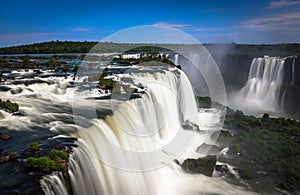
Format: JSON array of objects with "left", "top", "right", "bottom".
[
  {"left": 266, "top": 0, "right": 300, "bottom": 9},
  {"left": 196, "top": 27, "right": 230, "bottom": 31},
  {"left": 31, "top": 32, "right": 69, "bottom": 36},
  {"left": 71, "top": 27, "right": 92, "bottom": 32},
  {"left": 153, "top": 22, "right": 190, "bottom": 28},
  {"left": 240, "top": 12, "right": 300, "bottom": 31}
]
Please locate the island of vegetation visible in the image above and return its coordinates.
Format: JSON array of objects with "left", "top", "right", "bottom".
[{"left": 0, "top": 98, "right": 19, "bottom": 113}]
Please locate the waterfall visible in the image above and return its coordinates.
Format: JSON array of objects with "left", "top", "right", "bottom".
[
  {"left": 291, "top": 58, "right": 295, "bottom": 85},
  {"left": 235, "top": 56, "right": 285, "bottom": 114},
  {"left": 174, "top": 54, "right": 179, "bottom": 65},
  {"left": 43, "top": 70, "right": 200, "bottom": 195},
  {"left": 41, "top": 173, "right": 69, "bottom": 195},
  {"left": 41, "top": 69, "right": 254, "bottom": 195}
]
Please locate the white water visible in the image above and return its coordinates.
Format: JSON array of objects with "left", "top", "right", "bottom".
[
  {"left": 174, "top": 54, "right": 179, "bottom": 65},
  {"left": 291, "top": 58, "right": 296, "bottom": 85},
  {"left": 230, "top": 56, "right": 285, "bottom": 114},
  {"left": 40, "top": 173, "right": 68, "bottom": 195},
  {"left": 40, "top": 69, "right": 256, "bottom": 195},
  {"left": 0, "top": 67, "right": 256, "bottom": 194}
]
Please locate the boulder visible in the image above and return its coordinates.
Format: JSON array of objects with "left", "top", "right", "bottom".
[
  {"left": 215, "top": 164, "right": 230, "bottom": 174},
  {"left": 10, "top": 87, "right": 23, "bottom": 94},
  {"left": 0, "top": 133, "right": 12, "bottom": 140},
  {"left": 0, "top": 156, "right": 10, "bottom": 163},
  {"left": 182, "top": 155, "right": 217, "bottom": 177},
  {"left": 8, "top": 152, "right": 19, "bottom": 160}
]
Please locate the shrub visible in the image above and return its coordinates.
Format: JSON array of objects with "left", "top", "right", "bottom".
[
  {"left": 9, "top": 152, "right": 19, "bottom": 159},
  {"left": 49, "top": 149, "right": 69, "bottom": 161},
  {"left": 0, "top": 99, "right": 19, "bottom": 112},
  {"left": 25, "top": 157, "right": 62, "bottom": 171},
  {"left": 28, "top": 142, "right": 39, "bottom": 152}
]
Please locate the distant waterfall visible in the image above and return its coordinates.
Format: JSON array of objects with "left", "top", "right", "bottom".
[
  {"left": 291, "top": 58, "right": 296, "bottom": 85},
  {"left": 236, "top": 56, "right": 286, "bottom": 114},
  {"left": 174, "top": 54, "right": 179, "bottom": 65}
]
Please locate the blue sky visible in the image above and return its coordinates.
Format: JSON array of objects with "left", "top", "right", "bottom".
[{"left": 1, "top": 0, "right": 300, "bottom": 46}]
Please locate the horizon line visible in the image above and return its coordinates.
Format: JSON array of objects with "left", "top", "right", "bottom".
[{"left": 1, "top": 40, "right": 300, "bottom": 48}]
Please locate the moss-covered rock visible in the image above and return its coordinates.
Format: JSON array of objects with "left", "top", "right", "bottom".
[
  {"left": 182, "top": 155, "right": 217, "bottom": 177},
  {"left": 25, "top": 157, "right": 62, "bottom": 173},
  {"left": 28, "top": 142, "right": 39, "bottom": 152},
  {"left": 0, "top": 99, "right": 19, "bottom": 113},
  {"left": 8, "top": 152, "right": 19, "bottom": 160}
]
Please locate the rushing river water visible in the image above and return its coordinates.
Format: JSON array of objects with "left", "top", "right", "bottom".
[{"left": 0, "top": 61, "right": 257, "bottom": 194}]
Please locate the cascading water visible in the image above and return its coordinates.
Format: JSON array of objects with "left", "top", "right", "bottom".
[
  {"left": 69, "top": 70, "right": 200, "bottom": 195},
  {"left": 174, "top": 54, "right": 179, "bottom": 65},
  {"left": 231, "top": 56, "right": 286, "bottom": 114},
  {"left": 291, "top": 57, "right": 296, "bottom": 85},
  {"left": 42, "top": 69, "right": 254, "bottom": 195}
]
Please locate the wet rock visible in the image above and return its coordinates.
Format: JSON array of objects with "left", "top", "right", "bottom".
[
  {"left": 0, "top": 133, "right": 12, "bottom": 140},
  {"left": 182, "top": 155, "right": 217, "bottom": 177},
  {"left": 215, "top": 164, "right": 230, "bottom": 174},
  {"left": 10, "top": 87, "right": 23, "bottom": 94},
  {"left": 12, "top": 111, "right": 25, "bottom": 116},
  {"left": 129, "top": 94, "right": 141, "bottom": 99},
  {"left": 0, "top": 155, "right": 10, "bottom": 163},
  {"left": 8, "top": 152, "right": 19, "bottom": 160}
]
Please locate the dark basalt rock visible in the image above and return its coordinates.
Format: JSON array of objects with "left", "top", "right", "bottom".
[
  {"left": 0, "top": 133, "right": 12, "bottom": 140},
  {"left": 215, "top": 164, "right": 230, "bottom": 174},
  {"left": 12, "top": 111, "right": 25, "bottom": 116},
  {"left": 182, "top": 155, "right": 217, "bottom": 177},
  {"left": 129, "top": 94, "right": 141, "bottom": 100},
  {"left": 10, "top": 87, "right": 23, "bottom": 94}
]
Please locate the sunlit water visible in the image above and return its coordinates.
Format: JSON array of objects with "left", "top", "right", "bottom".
[{"left": 0, "top": 66, "right": 256, "bottom": 195}]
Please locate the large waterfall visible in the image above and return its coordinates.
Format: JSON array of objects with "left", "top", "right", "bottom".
[
  {"left": 41, "top": 69, "right": 254, "bottom": 195},
  {"left": 233, "top": 56, "right": 286, "bottom": 114}
]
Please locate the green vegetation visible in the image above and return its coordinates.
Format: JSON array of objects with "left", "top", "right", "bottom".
[
  {"left": 224, "top": 111, "right": 300, "bottom": 192},
  {"left": 0, "top": 99, "right": 19, "bottom": 112},
  {"left": 49, "top": 149, "right": 69, "bottom": 161},
  {"left": 24, "top": 145, "right": 71, "bottom": 192},
  {"left": 182, "top": 155, "right": 217, "bottom": 177},
  {"left": 99, "top": 68, "right": 117, "bottom": 90},
  {"left": 0, "top": 54, "right": 81, "bottom": 70},
  {"left": 195, "top": 96, "right": 300, "bottom": 193},
  {"left": 28, "top": 142, "right": 39, "bottom": 152},
  {"left": 8, "top": 152, "right": 19, "bottom": 160},
  {"left": 25, "top": 147, "right": 69, "bottom": 173},
  {"left": 0, "top": 41, "right": 97, "bottom": 54},
  {"left": 25, "top": 157, "right": 62, "bottom": 172},
  {"left": 0, "top": 41, "right": 299, "bottom": 57},
  {"left": 0, "top": 41, "right": 172, "bottom": 54}
]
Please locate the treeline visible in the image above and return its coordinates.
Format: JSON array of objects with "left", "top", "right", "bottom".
[
  {"left": 206, "top": 43, "right": 300, "bottom": 57},
  {"left": 0, "top": 41, "right": 299, "bottom": 56},
  {"left": 0, "top": 41, "right": 97, "bottom": 54},
  {"left": 0, "top": 41, "right": 169, "bottom": 54}
]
